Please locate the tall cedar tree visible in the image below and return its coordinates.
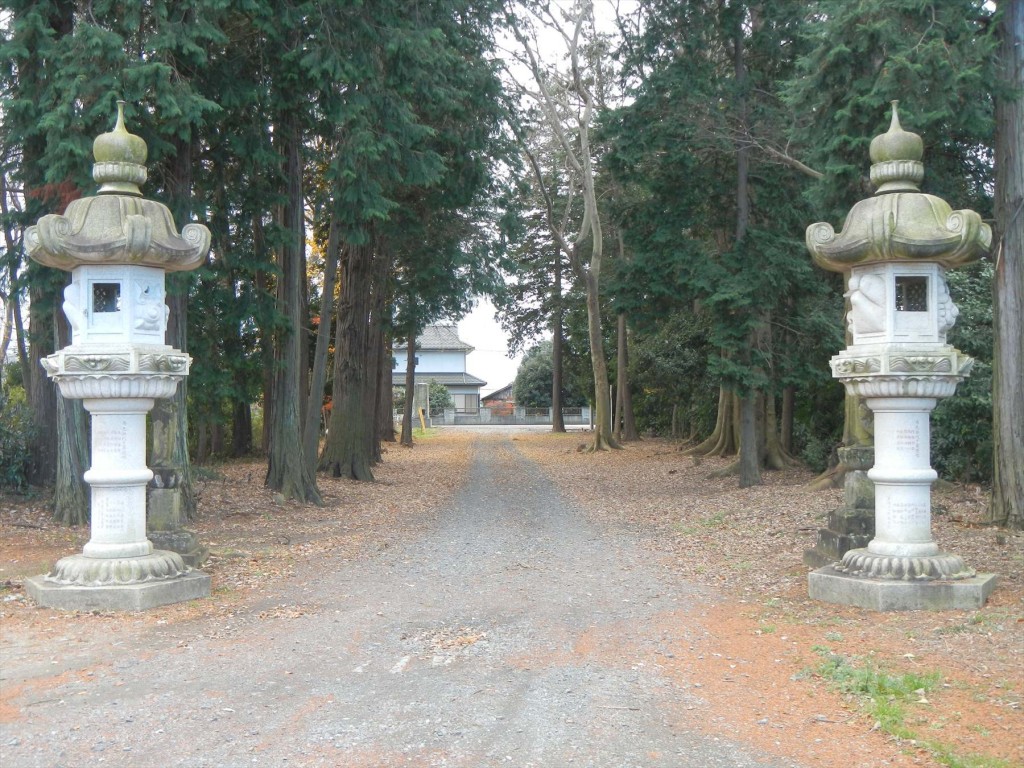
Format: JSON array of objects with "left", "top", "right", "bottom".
[
  {"left": 990, "top": 0, "right": 1024, "bottom": 529},
  {"left": 319, "top": 0, "right": 508, "bottom": 476},
  {"left": 608, "top": 0, "right": 823, "bottom": 480}
]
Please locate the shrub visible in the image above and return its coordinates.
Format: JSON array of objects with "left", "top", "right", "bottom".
[{"left": 0, "top": 385, "right": 38, "bottom": 491}]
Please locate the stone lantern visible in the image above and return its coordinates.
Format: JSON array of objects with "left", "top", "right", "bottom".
[
  {"left": 805, "top": 103, "right": 996, "bottom": 611},
  {"left": 23, "top": 103, "right": 212, "bottom": 611}
]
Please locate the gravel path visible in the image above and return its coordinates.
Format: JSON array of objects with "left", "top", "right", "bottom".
[{"left": 2, "top": 432, "right": 806, "bottom": 767}]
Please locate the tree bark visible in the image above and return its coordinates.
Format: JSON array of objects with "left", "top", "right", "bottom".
[
  {"left": 615, "top": 311, "right": 639, "bottom": 441},
  {"left": 780, "top": 386, "right": 794, "bottom": 455},
  {"left": 255, "top": 215, "right": 274, "bottom": 455},
  {"left": 989, "top": 0, "right": 1024, "bottom": 530},
  {"left": 733, "top": 8, "right": 761, "bottom": 488},
  {"left": 150, "top": 136, "right": 198, "bottom": 517},
  {"left": 303, "top": 215, "right": 340, "bottom": 473},
  {"left": 366, "top": 304, "right": 386, "bottom": 466},
  {"left": 551, "top": 247, "right": 566, "bottom": 433},
  {"left": 685, "top": 386, "right": 739, "bottom": 456},
  {"left": 401, "top": 333, "right": 417, "bottom": 446},
  {"left": 378, "top": 335, "right": 396, "bottom": 445},
  {"left": 232, "top": 399, "right": 252, "bottom": 457},
  {"left": 266, "top": 114, "right": 321, "bottom": 503},
  {"left": 52, "top": 278, "right": 87, "bottom": 525},
  {"left": 584, "top": 268, "right": 618, "bottom": 451},
  {"left": 738, "top": 394, "right": 760, "bottom": 487},
  {"left": 321, "top": 242, "right": 377, "bottom": 480},
  {"left": 26, "top": 272, "right": 57, "bottom": 486}
]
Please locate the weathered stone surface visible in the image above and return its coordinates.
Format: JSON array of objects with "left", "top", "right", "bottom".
[
  {"left": 22, "top": 103, "right": 212, "bottom": 612},
  {"left": 804, "top": 102, "right": 995, "bottom": 611},
  {"left": 46, "top": 550, "right": 188, "bottom": 586},
  {"left": 803, "top": 445, "right": 876, "bottom": 569},
  {"left": 808, "top": 567, "right": 996, "bottom": 611},
  {"left": 25, "top": 571, "right": 210, "bottom": 612}
]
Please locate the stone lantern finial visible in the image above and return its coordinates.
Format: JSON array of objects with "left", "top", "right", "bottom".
[
  {"left": 25, "top": 102, "right": 210, "bottom": 272},
  {"left": 868, "top": 101, "right": 925, "bottom": 193},
  {"left": 93, "top": 101, "right": 148, "bottom": 196}
]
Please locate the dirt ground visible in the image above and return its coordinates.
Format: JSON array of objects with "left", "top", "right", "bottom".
[{"left": 1, "top": 429, "right": 1021, "bottom": 767}]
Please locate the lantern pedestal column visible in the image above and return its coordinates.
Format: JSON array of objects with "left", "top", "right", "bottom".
[
  {"left": 24, "top": 359, "right": 211, "bottom": 611},
  {"left": 808, "top": 384, "right": 996, "bottom": 611}
]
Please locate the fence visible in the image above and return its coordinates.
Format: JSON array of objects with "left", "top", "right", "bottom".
[{"left": 395, "top": 405, "right": 591, "bottom": 427}]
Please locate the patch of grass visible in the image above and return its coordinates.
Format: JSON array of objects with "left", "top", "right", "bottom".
[
  {"left": 193, "top": 465, "right": 226, "bottom": 481},
  {"left": 758, "top": 623, "right": 777, "bottom": 634},
  {"left": 675, "top": 511, "right": 728, "bottom": 536},
  {"left": 926, "top": 744, "right": 1016, "bottom": 768},
  {"left": 812, "top": 650, "right": 1012, "bottom": 768},
  {"left": 934, "top": 611, "right": 1012, "bottom": 636},
  {"left": 824, "top": 630, "right": 844, "bottom": 642}
]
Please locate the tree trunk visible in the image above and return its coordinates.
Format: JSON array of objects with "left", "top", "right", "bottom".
[
  {"left": 232, "top": 399, "right": 252, "bottom": 457},
  {"left": 584, "top": 269, "right": 618, "bottom": 451},
  {"left": 26, "top": 275, "right": 57, "bottom": 486},
  {"left": 52, "top": 280, "right": 88, "bottom": 525},
  {"left": 366, "top": 309, "right": 385, "bottom": 466},
  {"left": 11, "top": 286, "right": 29, "bottom": 377},
  {"left": 378, "top": 335, "right": 396, "bottom": 444},
  {"left": 733, "top": 13, "right": 761, "bottom": 488},
  {"left": 150, "top": 136, "right": 198, "bottom": 518},
  {"left": 401, "top": 333, "right": 417, "bottom": 446},
  {"left": 303, "top": 215, "right": 340, "bottom": 473},
  {"left": 780, "top": 386, "right": 794, "bottom": 455},
  {"left": 53, "top": 393, "right": 89, "bottom": 525},
  {"left": 764, "top": 393, "right": 800, "bottom": 469},
  {"left": 253, "top": 213, "right": 275, "bottom": 455},
  {"left": 989, "top": 0, "right": 1024, "bottom": 530},
  {"left": 321, "top": 242, "right": 377, "bottom": 480},
  {"left": 685, "top": 386, "right": 740, "bottom": 457},
  {"left": 551, "top": 248, "right": 565, "bottom": 433},
  {"left": 615, "top": 311, "right": 639, "bottom": 441},
  {"left": 265, "top": 114, "right": 321, "bottom": 503},
  {"left": 195, "top": 422, "right": 210, "bottom": 464},
  {"left": 738, "top": 393, "right": 759, "bottom": 487}
]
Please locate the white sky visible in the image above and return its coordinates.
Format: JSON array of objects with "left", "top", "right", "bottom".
[
  {"left": 458, "top": 297, "right": 522, "bottom": 395},
  {"left": 460, "top": 2, "right": 633, "bottom": 398}
]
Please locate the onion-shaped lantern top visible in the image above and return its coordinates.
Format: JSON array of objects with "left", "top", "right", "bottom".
[
  {"left": 806, "top": 102, "right": 991, "bottom": 272},
  {"left": 25, "top": 102, "right": 210, "bottom": 272}
]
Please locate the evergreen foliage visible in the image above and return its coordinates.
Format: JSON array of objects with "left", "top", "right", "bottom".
[
  {"left": 2, "top": 1, "right": 1013, "bottom": 516},
  {"left": 512, "top": 340, "right": 589, "bottom": 409},
  {"left": 0, "top": 383, "right": 36, "bottom": 491}
]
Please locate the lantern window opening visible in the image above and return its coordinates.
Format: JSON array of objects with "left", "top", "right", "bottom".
[
  {"left": 894, "top": 276, "right": 928, "bottom": 312},
  {"left": 92, "top": 282, "right": 122, "bottom": 313}
]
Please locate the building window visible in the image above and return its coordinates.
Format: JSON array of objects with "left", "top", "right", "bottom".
[{"left": 453, "top": 393, "right": 480, "bottom": 414}]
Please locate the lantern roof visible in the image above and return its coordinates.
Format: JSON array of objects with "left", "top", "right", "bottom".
[
  {"left": 806, "top": 102, "right": 991, "bottom": 273},
  {"left": 26, "top": 102, "right": 210, "bottom": 272}
]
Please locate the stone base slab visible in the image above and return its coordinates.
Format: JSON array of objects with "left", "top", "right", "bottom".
[
  {"left": 803, "top": 529, "right": 873, "bottom": 569},
  {"left": 25, "top": 571, "right": 210, "bottom": 612},
  {"left": 148, "top": 530, "right": 209, "bottom": 568},
  {"left": 808, "top": 566, "right": 996, "bottom": 611}
]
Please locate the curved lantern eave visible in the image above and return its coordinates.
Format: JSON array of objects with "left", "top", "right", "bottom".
[
  {"left": 806, "top": 193, "right": 992, "bottom": 274},
  {"left": 26, "top": 197, "right": 210, "bottom": 273}
]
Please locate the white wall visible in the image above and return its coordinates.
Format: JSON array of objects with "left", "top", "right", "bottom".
[{"left": 394, "top": 349, "right": 466, "bottom": 374}]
